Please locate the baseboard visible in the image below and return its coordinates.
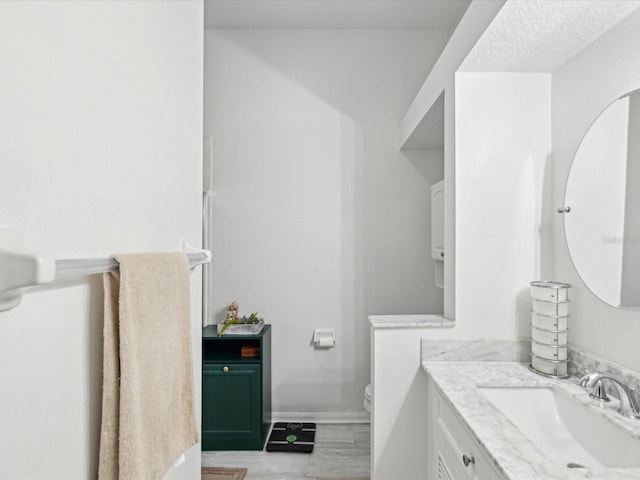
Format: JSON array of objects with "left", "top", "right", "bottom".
[{"left": 271, "top": 411, "right": 370, "bottom": 424}]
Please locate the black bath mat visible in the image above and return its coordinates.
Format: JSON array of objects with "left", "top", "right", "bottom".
[{"left": 266, "top": 422, "right": 316, "bottom": 453}]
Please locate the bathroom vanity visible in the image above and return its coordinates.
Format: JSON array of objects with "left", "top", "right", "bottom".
[{"left": 422, "top": 341, "right": 640, "bottom": 480}]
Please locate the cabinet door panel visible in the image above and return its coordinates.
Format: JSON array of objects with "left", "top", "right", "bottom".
[
  {"left": 429, "top": 379, "right": 507, "bottom": 480},
  {"left": 202, "top": 364, "right": 261, "bottom": 448},
  {"left": 436, "top": 418, "right": 472, "bottom": 480},
  {"left": 437, "top": 453, "right": 456, "bottom": 480}
]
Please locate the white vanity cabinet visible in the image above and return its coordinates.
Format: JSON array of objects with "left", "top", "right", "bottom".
[{"left": 427, "top": 378, "right": 507, "bottom": 480}]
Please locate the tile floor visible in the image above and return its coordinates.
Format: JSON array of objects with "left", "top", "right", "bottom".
[{"left": 201, "top": 423, "right": 370, "bottom": 480}]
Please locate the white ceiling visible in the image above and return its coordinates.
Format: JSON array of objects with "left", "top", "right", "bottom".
[
  {"left": 460, "top": 0, "right": 640, "bottom": 72},
  {"left": 204, "top": 0, "right": 470, "bottom": 30}
]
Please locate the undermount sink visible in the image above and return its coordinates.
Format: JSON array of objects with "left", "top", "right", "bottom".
[{"left": 477, "top": 386, "right": 640, "bottom": 469}]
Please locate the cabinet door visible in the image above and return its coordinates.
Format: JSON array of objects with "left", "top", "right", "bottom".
[
  {"left": 435, "top": 418, "right": 470, "bottom": 480},
  {"left": 436, "top": 453, "right": 455, "bottom": 480},
  {"left": 202, "top": 363, "right": 261, "bottom": 450}
]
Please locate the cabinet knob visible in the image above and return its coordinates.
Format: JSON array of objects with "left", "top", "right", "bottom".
[
  {"left": 462, "top": 454, "right": 475, "bottom": 467},
  {"left": 222, "top": 366, "right": 229, "bottom": 373},
  {"left": 440, "top": 251, "right": 445, "bottom": 258}
]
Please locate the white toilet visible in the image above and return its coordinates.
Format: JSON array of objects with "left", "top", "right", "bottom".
[{"left": 364, "top": 383, "right": 372, "bottom": 414}]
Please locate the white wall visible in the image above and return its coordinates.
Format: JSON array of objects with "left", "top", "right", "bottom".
[
  {"left": 552, "top": 8, "right": 640, "bottom": 373},
  {"left": 399, "top": 1, "right": 507, "bottom": 322},
  {"left": 455, "top": 73, "right": 551, "bottom": 339},
  {"left": 0, "top": 2, "right": 203, "bottom": 479},
  {"left": 204, "top": 28, "right": 447, "bottom": 416}
]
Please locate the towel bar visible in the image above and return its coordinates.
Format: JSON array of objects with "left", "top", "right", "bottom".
[
  {"left": 0, "top": 227, "right": 211, "bottom": 312},
  {"left": 54, "top": 251, "right": 209, "bottom": 279}
]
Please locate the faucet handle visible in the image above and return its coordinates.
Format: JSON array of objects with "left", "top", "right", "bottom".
[
  {"left": 588, "top": 379, "right": 610, "bottom": 402},
  {"left": 579, "top": 372, "right": 610, "bottom": 402},
  {"left": 579, "top": 371, "right": 599, "bottom": 388}
]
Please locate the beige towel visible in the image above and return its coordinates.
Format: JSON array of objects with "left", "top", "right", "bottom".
[{"left": 99, "top": 253, "right": 199, "bottom": 480}]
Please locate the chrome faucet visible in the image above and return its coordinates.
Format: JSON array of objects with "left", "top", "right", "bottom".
[{"left": 579, "top": 372, "right": 640, "bottom": 419}]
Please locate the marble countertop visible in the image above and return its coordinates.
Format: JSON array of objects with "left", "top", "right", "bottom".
[
  {"left": 422, "top": 341, "right": 640, "bottom": 480},
  {"left": 368, "top": 314, "right": 454, "bottom": 329}
]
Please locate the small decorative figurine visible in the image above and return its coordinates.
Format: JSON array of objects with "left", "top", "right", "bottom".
[{"left": 226, "top": 301, "right": 239, "bottom": 321}]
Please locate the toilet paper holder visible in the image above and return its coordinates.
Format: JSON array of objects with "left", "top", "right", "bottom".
[{"left": 313, "top": 328, "right": 336, "bottom": 348}]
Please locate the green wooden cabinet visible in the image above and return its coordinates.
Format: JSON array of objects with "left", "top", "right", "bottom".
[{"left": 202, "top": 324, "right": 271, "bottom": 450}]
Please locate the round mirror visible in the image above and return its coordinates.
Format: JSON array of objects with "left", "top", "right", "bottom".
[{"left": 564, "top": 89, "right": 640, "bottom": 309}]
